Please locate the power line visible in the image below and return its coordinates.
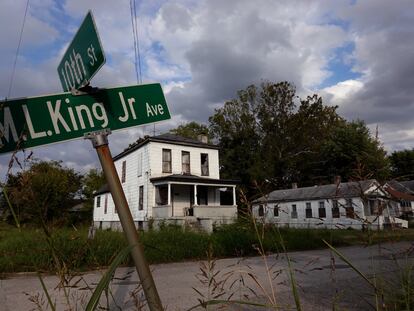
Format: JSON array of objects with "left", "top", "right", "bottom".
[
  {"left": 7, "top": 0, "right": 30, "bottom": 99},
  {"left": 129, "top": 0, "right": 142, "bottom": 84}
]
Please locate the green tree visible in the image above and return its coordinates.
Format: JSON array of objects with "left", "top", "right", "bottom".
[
  {"left": 209, "top": 81, "right": 343, "bottom": 194},
  {"left": 2, "top": 160, "right": 82, "bottom": 225},
  {"left": 169, "top": 121, "right": 211, "bottom": 141},
  {"left": 82, "top": 168, "right": 106, "bottom": 211},
  {"left": 389, "top": 149, "right": 414, "bottom": 180},
  {"left": 319, "top": 120, "right": 389, "bottom": 182},
  {"left": 209, "top": 81, "right": 389, "bottom": 196}
]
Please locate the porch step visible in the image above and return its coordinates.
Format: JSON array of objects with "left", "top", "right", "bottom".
[{"left": 184, "top": 217, "right": 205, "bottom": 232}]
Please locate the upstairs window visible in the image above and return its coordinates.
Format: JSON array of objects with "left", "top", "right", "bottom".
[
  {"left": 332, "top": 200, "right": 340, "bottom": 218},
  {"left": 121, "top": 161, "right": 126, "bottom": 183},
  {"left": 139, "top": 186, "right": 144, "bottom": 210},
  {"left": 96, "top": 196, "right": 101, "bottom": 208},
  {"left": 182, "top": 151, "right": 190, "bottom": 174},
  {"left": 305, "top": 202, "right": 312, "bottom": 218},
  {"left": 162, "top": 149, "right": 172, "bottom": 173},
  {"left": 201, "top": 153, "right": 209, "bottom": 176},
  {"left": 291, "top": 204, "right": 298, "bottom": 219},
  {"left": 137, "top": 153, "right": 142, "bottom": 177},
  {"left": 318, "top": 201, "right": 326, "bottom": 218}
]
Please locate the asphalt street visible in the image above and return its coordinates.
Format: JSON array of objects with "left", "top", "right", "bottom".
[{"left": 1, "top": 241, "right": 413, "bottom": 310}]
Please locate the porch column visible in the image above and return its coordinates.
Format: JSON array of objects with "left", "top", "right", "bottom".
[
  {"left": 232, "top": 186, "right": 236, "bottom": 206},
  {"left": 194, "top": 184, "right": 198, "bottom": 206},
  {"left": 167, "top": 183, "right": 171, "bottom": 205}
]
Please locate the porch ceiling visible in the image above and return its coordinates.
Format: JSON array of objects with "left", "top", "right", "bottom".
[{"left": 150, "top": 174, "right": 238, "bottom": 186}]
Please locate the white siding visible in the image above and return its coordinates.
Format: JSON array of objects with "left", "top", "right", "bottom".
[
  {"left": 93, "top": 193, "right": 118, "bottom": 222},
  {"left": 93, "top": 139, "right": 225, "bottom": 225},
  {"left": 253, "top": 197, "right": 366, "bottom": 229},
  {"left": 149, "top": 142, "right": 220, "bottom": 179}
]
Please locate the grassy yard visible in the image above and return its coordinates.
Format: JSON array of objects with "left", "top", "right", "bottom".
[{"left": 1, "top": 221, "right": 413, "bottom": 274}]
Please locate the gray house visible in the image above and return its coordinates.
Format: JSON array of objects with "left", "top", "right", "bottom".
[{"left": 253, "top": 179, "right": 408, "bottom": 229}]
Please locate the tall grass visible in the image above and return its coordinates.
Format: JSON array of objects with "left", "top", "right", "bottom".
[{"left": 1, "top": 221, "right": 413, "bottom": 274}]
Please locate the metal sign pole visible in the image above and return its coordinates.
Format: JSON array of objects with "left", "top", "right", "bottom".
[{"left": 85, "top": 129, "right": 163, "bottom": 311}]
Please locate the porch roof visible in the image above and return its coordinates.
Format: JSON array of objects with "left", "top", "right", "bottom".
[{"left": 150, "top": 174, "right": 239, "bottom": 186}]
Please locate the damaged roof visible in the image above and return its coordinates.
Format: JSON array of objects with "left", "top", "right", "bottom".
[{"left": 254, "top": 180, "right": 378, "bottom": 204}]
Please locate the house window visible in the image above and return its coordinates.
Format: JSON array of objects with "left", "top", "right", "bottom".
[
  {"left": 273, "top": 206, "right": 279, "bottom": 217},
  {"left": 291, "top": 204, "right": 298, "bottom": 218},
  {"left": 96, "top": 196, "right": 101, "bottom": 208},
  {"left": 139, "top": 186, "right": 144, "bottom": 210},
  {"left": 401, "top": 200, "right": 412, "bottom": 208},
  {"left": 121, "top": 161, "right": 126, "bottom": 183},
  {"left": 258, "top": 205, "right": 264, "bottom": 216},
  {"left": 305, "top": 202, "right": 312, "bottom": 218},
  {"left": 137, "top": 153, "right": 142, "bottom": 177},
  {"left": 156, "top": 185, "right": 168, "bottom": 205},
  {"left": 332, "top": 200, "right": 340, "bottom": 218},
  {"left": 104, "top": 195, "right": 108, "bottom": 214},
  {"left": 137, "top": 221, "right": 143, "bottom": 230},
  {"left": 182, "top": 151, "right": 190, "bottom": 174},
  {"left": 162, "top": 149, "right": 172, "bottom": 173},
  {"left": 318, "top": 201, "right": 326, "bottom": 218},
  {"left": 197, "top": 186, "right": 208, "bottom": 205},
  {"left": 201, "top": 153, "right": 209, "bottom": 176},
  {"left": 346, "top": 198, "right": 354, "bottom": 218}
]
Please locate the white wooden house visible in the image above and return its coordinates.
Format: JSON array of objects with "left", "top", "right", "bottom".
[
  {"left": 252, "top": 179, "right": 408, "bottom": 229},
  {"left": 93, "top": 134, "right": 238, "bottom": 231}
]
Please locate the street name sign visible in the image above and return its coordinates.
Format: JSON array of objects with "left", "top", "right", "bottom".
[
  {"left": 57, "top": 11, "right": 105, "bottom": 92},
  {"left": 0, "top": 83, "right": 170, "bottom": 154}
]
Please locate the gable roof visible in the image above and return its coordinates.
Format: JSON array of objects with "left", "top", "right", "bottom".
[
  {"left": 113, "top": 133, "right": 219, "bottom": 161},
  {"left": 254, "top": 179, "right": 379, "bottom": 204},
  {"left": 95, "top": 184, "right": 109, "bottom": 195}
]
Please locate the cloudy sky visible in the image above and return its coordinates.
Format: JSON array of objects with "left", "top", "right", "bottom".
[{"left": 0, "top": 0, "right": 413, "bottom": 178}]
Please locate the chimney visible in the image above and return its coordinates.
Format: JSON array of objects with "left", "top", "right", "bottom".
[
  {"left": 197, "top": 134, "right": 208, "bottom": 144},
  {"left": 334, "top": 176, "right": 341, "bottom": 185},
  {"left": 291, "top": 182, "right": 298, "bottom": 189}
]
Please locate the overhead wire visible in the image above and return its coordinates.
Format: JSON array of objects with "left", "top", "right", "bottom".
[
  {"left": 129, "top": 0, "right": 150, "bottom": 136},
  {"left": 6, "top": 0, "right": 30, "bottom": 172},
  {"left": 7, "top": 0, "right": 30, "bottom": 99},
  {"left": 129, "top": 0, "right": 142, "bottom": 84}
]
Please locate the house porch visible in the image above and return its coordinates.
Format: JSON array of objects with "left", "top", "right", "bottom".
[{"left": 151, "top": 175, "right": 238, "bottom": 221}]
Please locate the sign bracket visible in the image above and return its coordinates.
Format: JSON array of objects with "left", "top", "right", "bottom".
[{"left": 71, "top": 84, "right": 100, "bottom": 96}]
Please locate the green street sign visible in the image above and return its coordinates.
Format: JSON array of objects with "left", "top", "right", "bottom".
[
  {"left": 57, "top": 11, "right": 105, "bottom": 92},
  {"left": 0, "top": 83, "right": 170, "bottom": 154}
]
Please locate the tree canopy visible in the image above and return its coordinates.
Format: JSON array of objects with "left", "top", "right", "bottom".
[
  {"left": 389, "top": 149, "right": 414, "bottom": 180},
  {"left": 82, "top": 168, "right": 106, "bottom": 212},
  {"left": 208, "top": 81, "right": 389, "bottom": 196},
  {"left": 2, "top": 160, "right": 82, "bottom": 225},
  {"left": 169, "top": 121, "right": 211, "bottom": 141}
]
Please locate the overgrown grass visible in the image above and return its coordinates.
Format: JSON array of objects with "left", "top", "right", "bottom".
[{"left": 1, "top": 221, "right": 413, "bottom": 274}]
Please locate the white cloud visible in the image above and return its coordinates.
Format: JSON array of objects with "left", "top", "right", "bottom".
[
  {"left": 0, "top": 0, "right": 413, "bottom": 176},
  {"left": 322, "top": 79, "right": 364, "bottom": 102}
]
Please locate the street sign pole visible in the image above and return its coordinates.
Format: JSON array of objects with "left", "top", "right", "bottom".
[{"left": 85, "top": 129, "right": 164, "bottom": 311}]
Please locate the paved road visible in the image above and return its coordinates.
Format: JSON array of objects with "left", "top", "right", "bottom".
[{"left": 1, "top": 241, "right": 413, "bottom": 310}]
